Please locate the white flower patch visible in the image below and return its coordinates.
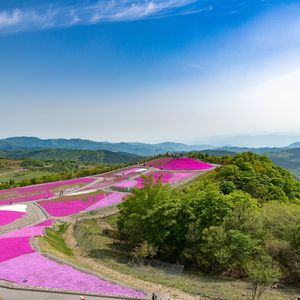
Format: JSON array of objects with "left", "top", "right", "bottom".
[{"left": 0, "top": 204, "right": 27, "bottom": 213}]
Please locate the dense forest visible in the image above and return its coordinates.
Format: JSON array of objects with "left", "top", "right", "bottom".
[
  {"left": 0, "top": 148, "right": 141, "bottom": 164},
  {"left": 118, "top": 152, "right": 300, "bottom": 289}
]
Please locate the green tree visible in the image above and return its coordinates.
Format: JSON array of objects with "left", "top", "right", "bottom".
[{"left": 245, "top": 255, "right": 282, "bottom": 300}]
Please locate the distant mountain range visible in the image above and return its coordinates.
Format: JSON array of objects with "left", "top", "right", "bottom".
[
  {"left": 2, "top": 136, "right": 300, "bottom": 179},
  {"left": 0, "top": 137, "right": 213, "bottom": 156},
  {"left": 288, "top": 142, "right": 300, "bottom": 148}
]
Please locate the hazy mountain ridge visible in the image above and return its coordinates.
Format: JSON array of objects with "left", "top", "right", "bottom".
[
  {"left": 2, "top": 137, "right": 300, "bottom": 178},
  {"left": 288, "top": 142, "right": 300, "bottom": 148},
  {"left": 0, "top": 137, "right": 213, "bottom": 156}
]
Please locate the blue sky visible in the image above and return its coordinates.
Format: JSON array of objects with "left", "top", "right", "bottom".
[{"left": 1, "top": 0, "right": 300, "bottom": 145}]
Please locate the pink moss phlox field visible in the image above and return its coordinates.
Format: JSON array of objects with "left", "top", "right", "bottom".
[
  {"left": 39, "top": 193, "right": 106, "bottom": 217},
  {"left": 0, "top": 192, "right": 54, "bottom": 205},
  {"left": 0, "top": 237, "right": 34, "bottom": 263},
  {"left": 116, "top": 168, "right": 141, "bottom": 176},
  {"left": 134, "top": 172, "right": 173, "bottom": 188},
  {"left": 0, "top": 252, "right": 144, "bottom": 298},
  {"left": 0, "top": 226, "right": 47, "bottom": 239},
  {"left": 82, "top": 180, "right": 116, "bottom": 190},
  {"left": 145, "top": 157, "right": 173, "bottom": 168},
  {"left": 147, "top": 157, "right": 213, "bottom": 170},
  {"left": 85, "top": 192, "right": 127, "bottom": 211},
  {"left": 169, "top": 172, "right": 196, "bottom": 183},
  {"left": 0, "top": 211, "right": 25, "bottom": 226},
  {"left": 113, "top": 172, "right": 177, "bottom": 189},
  {"left": 34, "top": 219, "right": 55, "bottom": 227},
  {"left": 0, "top": 177, "right": 96, "bottom": 198},
  {"left": 113, "top": 180, "right": 138, "bottom": 189}
]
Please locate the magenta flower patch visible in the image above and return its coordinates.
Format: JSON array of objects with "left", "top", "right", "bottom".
[
  {"left": 0, "top": 237, "right": 34, "bottom": 263},
  {"left": 169, "top": 172, "right": 196, "bottom": 183},
  {"left": 82, "top": 180, "right": 116, "bottom": 190},
  {"left": 0, "top": 211, "right": 25, "bottom": 226},
  {"left": 116, "top": 168, "right": 142, "bottom": 176},
  {"left": 0, "top": 177, "right": 97, "bottom": 204},
  {"left": 146, "top": 157, "right": 213, "bottom": 170},
  {"left": 112, "top": 180, "right": 138, "bottom": 189},
  {"left": 0, "top": 252, "right": 144, "bottom": 298},
  {"left": 38, "top": 193, "right": 106, "bottom": 217},
  {"left": 0, "top": 226, "right": 46, "bottom": 239},
  {"left": 0, "top": 192, "right": 54, "bottom": 205},
  {"left": 134, "top": 172, "right": 173, "bottom": 188},
  {"left": 85, "top": 192, "right": 127, "bottom": 211}
]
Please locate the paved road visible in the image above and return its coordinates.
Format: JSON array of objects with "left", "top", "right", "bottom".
[{"left": 0, "top": 287, "right": 125, "bottom": 300}]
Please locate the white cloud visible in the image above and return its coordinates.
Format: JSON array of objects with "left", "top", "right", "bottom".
[
  {"left": 0, "top": 0, "right": 207, "bottom": 33},
  {"left": 0, "top": 9, "right": 21, "bottom": 27}
]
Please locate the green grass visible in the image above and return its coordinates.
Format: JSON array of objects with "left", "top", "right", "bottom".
[
  {"left": 0, "top": 170, "right": 51, "bottom": 183},
  {"left": 41, "top": 225, "right": 73, "bottom": 256}
]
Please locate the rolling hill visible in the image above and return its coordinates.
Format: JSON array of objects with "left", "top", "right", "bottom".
[{"left": 0, "top": 148, "right": 141, "bottom": 164}]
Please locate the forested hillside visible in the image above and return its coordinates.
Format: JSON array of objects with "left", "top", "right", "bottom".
[
  {"left": 118, "top": 152, "right": 300, "bottom": 286},
  {"left": 266, "top": 148, "right": 300, "bottom": 179},
  {"left": 0, "top": 148, "right": 141, "bottom": 164}
]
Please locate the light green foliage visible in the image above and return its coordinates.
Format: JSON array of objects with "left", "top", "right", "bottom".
[
  {"left": 245, "top": 255, "right": 282, "bottom": 300},
  {"left": 42, "top": 224, "right": 73, "bottom": 256},
  {"left": 118, "top": 152, "right": 300, "bottom": 287},
  {"left": 193, "top": 151, "right": 300, "bottom": 202},
  {"left": 134, "top": 241, "right": 158, "bottom": 258}
]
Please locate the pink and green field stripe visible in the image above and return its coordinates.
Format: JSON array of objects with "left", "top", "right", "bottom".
[
  {"left": 113, "top": 171, "right": 196, "bottom": 189},
  {"left": 0, "top": 177, "right": 97, "bottom": 193},
  {"left": 0, "top": 192, "right": 54, "bottom": 205}
]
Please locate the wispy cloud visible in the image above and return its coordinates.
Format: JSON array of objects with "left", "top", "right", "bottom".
[
  {"left": 173, "top": 59, "right": 205, "bottom": 69},
  {"left": 0, "top": 0, "right": 210, "bottom": 33}
]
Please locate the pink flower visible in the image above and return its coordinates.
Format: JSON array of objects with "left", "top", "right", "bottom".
[
  {"left": 0, "top": 237, "right": 34, "bottom": 263},
  {"left": 0, "top": 211, "right": 25, "bottom": 226},
  {"left": 38, "top": 193, "right": 106, "bottom": 217},
  {"left": 0, "top": 252, "right": 144, "bottom": 298}
]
